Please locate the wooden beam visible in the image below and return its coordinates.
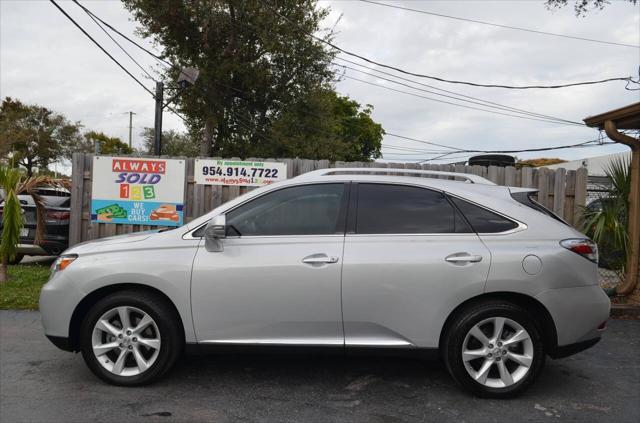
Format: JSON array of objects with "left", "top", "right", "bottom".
[
  {"left": 584, "top": 102, "right": 640, "bottom": 130},
  {"left": 603, "top": 120, "right": 640, "bottom": 297}
]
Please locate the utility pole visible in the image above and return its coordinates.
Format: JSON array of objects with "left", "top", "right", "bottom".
[
  {"left": 154, "top": 82, "right": 164, "bottom": 156},
  {"left": 152, "top": 68, "right": 199, "bottom": 156},
  {"left": 126, "top": 111, "right": 136, "bottom": 148}
]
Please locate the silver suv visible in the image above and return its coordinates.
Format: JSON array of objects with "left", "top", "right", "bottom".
[{"left": 39, "top": 168, "right": 610, "bottom": 397}]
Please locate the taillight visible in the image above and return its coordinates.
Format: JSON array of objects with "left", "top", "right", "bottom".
[
  {"left": 46, "top": 210, "right": 71, "bottom": 221},
  {"left": 560, "top": 239, "right": 598, "bottom": 263}
]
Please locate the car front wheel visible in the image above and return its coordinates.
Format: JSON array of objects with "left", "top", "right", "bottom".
[
  {"left": 79, "top": 290, "right": 182, "bottom": 386},
  {"left": 443, "top": 301, "right": 545, "bottom": 398}
]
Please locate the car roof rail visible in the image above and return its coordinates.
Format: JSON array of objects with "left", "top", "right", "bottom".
[{"left": 296, "top": 167, "right": 496, "bottom": 185}]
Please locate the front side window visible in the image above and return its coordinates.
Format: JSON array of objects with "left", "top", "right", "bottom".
[
  {"left": 355, "top": 184, "right": 472, "bottom": 234},
  {"left": 225, "top": 183, "right": 346, "bottom": 236}
]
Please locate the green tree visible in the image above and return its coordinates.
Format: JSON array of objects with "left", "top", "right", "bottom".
[
  {"left": 0, "top": 166, "right": 22, "bottom": 282},
  {"left": 268, "top": 89, "right": 384, "bottom": 161},
  {"left": 63, "top": 131, "right": 133, "bottom": 159},
  {"left": 0, "top": 97, "right": 82, "bottom": 176},
  {"left": 545, "top": 0, "right": 637, "bottom": 16},
  {"left": 582, "top": 157, "right": 631, "bottom": 292},
  {"left": 122, "top": 0, "right": 347, "bottom": 158},
  {"left": 140, "top": 128, "right": 200, "bottom": 157},
  {"left": 0, "top": 167, "right": 65, "bottom": 281},
  {"left": 79, "top": 131, "right": 133, "bottom": 156}
]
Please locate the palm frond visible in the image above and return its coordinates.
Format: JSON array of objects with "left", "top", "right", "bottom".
[
  {"left": 17, "top": 176, "right": 66, "bottom": 244},
  {"left": 581, "top": 156, "right": 632, "bottom": 274},
  {"left": 0, "top": 166, "right": 24, "bottom": 262},
  {"left": 604, "top": 156, "right": 631, "bottom": 200}
]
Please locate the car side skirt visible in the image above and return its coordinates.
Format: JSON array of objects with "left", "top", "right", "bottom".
[{"left": 185, "top": 343, "right": 439, "bottom": 360}]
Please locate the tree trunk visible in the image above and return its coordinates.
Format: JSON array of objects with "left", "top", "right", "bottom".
[
  {"left": 0, "top": 256, "right": 8, "bottom": 283},
  {"left": 201, "top": 117, "right": 216, "bottom": 157}
]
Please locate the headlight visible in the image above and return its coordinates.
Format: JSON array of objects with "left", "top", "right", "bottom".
[{"left": 51, "top": 254, "right": 78, "bottom": 273}]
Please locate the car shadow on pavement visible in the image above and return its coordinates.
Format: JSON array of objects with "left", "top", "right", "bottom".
[{"left": 166, "top": 352, "right": 567, "bottom": 397}]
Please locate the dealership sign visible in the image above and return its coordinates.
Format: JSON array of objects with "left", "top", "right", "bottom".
[
  {"left": 194, "top": 159, "right": 287, "bottom": 186},
  {"left": 91, "top": 156, "right": 185, "bottom": 226}
]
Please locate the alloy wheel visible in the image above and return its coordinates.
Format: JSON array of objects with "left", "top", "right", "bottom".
[
  {"left": 461, "top": 316, "right": 534, "bottom": 388},
  {"left": 91, "top": 306, "right": 161, "bottom": 377}
]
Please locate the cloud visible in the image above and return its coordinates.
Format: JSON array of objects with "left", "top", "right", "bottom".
[{"left": 1, "top": 0, "right": 638, "bottom": 164}]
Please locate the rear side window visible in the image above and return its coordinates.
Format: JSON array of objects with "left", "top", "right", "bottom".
[
  {"left": 450, "top": 197, "right": 518, "bottom": 233},
  {"left": 356, "top": 184, "right": 472, "bottom": 234}
]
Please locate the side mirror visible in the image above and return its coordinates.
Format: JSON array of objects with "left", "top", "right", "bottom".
[
  {"left": 205, "top": 214, "right": 227, "bottom": 239},
  {"left": 204, "top": 214, "right": 226, "bottom": 252}
]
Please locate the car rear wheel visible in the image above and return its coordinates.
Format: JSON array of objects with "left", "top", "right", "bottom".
[
  {"left": 79, "top": 290, "right": 182, "bottom": 386},
  {"left": 443, "top": 301, "right": 545, "bottom": 398}
]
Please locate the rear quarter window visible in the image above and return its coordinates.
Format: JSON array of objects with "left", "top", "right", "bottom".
[
  {"left": 450, "top": 196, "right": 519, "bottom": 233},
  {"left": 510, "top": 191, "right": 567, "bottom": 225}
]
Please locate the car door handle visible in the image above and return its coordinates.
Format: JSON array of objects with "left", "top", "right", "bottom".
[
  {"left": 302, "top": 254, "right": 339, "bottom": 264},
  {"left": 445, "top": 254, "right": 483, "bottom": 263}
]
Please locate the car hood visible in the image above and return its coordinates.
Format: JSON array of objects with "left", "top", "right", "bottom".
[{"left": 66, "top": 230, "right": 161, "bottom": 254}]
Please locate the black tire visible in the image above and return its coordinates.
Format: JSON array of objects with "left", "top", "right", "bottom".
[
  {"left": 79, "top": 290, "right": 183, "bottom": 386},
  {"left": 9, "top": 254, "right": 24, "bottom": 265},
  {"left": 442, "top": 300, "right": 545, "bottom": 398}
]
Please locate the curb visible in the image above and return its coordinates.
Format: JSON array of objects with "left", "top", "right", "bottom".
[{"left": 610, "top": 304, "right": 640, "bottom": 319}]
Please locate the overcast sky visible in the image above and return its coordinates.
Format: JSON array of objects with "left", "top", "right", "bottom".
[{"left": 1, "top": 0, "right": 639, "bottom": 165}]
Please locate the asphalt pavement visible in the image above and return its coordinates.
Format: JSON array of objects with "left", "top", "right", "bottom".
[{"left": 1, "top": 311, "right": 638, "bottom": 423}]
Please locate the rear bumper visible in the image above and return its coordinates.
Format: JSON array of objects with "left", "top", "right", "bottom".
[
  {"left": 17, "top": 239, "right": 68, "bottom": 256},
  {"left": 549, "top": 336, "right": 601, "bottom": 359},
  {"left": 535, "top": 285, "right": 610, "bottom": 348},
  {"left": 17, "top": 243, "right": 49, "bottom": 255}
]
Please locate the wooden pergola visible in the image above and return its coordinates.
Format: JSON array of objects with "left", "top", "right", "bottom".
[{"left": 584, "top": 102, "right": 640, "bottom": 299}]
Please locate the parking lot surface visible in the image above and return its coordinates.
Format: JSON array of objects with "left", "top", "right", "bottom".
[{"left": 1, "top": 311, "right": 638, "bottom": 423}]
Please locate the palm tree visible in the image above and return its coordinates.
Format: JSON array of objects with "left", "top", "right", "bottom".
[
  {"left": 0, "top": 166, "right": 23, "bottom": 282},
  {"left": 1, "top": 165, "right": 68, "bottom": 282},
  {"left": 581, "top": 156, "right": 631, "bottom": 289}
]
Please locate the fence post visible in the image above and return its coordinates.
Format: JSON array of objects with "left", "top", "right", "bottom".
[
  {"left": 69, "top": 153, "right": 85, "bottom": 246},
  {"left": 574, "top": 167, "right": 588, "bottom": 224},
  {"left": 553, "top": 168, "right": 566, "bottom": 216}
]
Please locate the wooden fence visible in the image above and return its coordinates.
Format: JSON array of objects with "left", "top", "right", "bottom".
[{"left": 69, "top": 154, "right": 588, "bottom": 246}]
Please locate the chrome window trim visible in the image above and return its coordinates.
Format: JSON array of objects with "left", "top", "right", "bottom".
[
  {"left": 182, "top": 179, "right": 527, "bottom": 239},
  {"left": 445, "top": 192, "right": 527, "bottom": 236},
  {"left": 352, "top": 181, "right": 526, "bottom": 236},
  {"left": 345, "top": 233, "right": 486, "bottom": 238}
]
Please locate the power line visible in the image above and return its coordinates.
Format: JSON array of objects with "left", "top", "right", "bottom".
[
  {"left": 339, "top": 74, "right": 584, "bottom": 126},
  {"left": 258, "top": 0, "right": 635, "bottom": 89},
  {"left": 72, "top": 0, "right": 171, "bottom": 66},
  {"left": 52, "top": 0, "right": 187, "bottom": 128},
  {"left": 73, "top": 0, "right": 600, "bottom": 129},
  {"left": 82, "top": 5, "right": 157, "bottom": 82},
  {"left": 334, "top": 57, "right": 584, "bottom": 125},
  {"left": 49, "top": 0, "right": 154, "bottom": 97},
  {"left": 335, "top": 64, "right": 584, "bottom": 126},
  {"left": 73, "top": 1, "right": 619, "bottom": 158},
  {"left": 359, "top": 0, "right": 639, "bottom": 49},
  {"left": 385, "top": 134, "right": 614, "bottom": 155}
]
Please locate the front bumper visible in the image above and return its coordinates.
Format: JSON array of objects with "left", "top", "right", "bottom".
[
  {"left": 46, "top": 335, "right": 73, "bottom": 352},
  {"left": 39, "top": 272, "right": 83, "bottom": 340}
]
